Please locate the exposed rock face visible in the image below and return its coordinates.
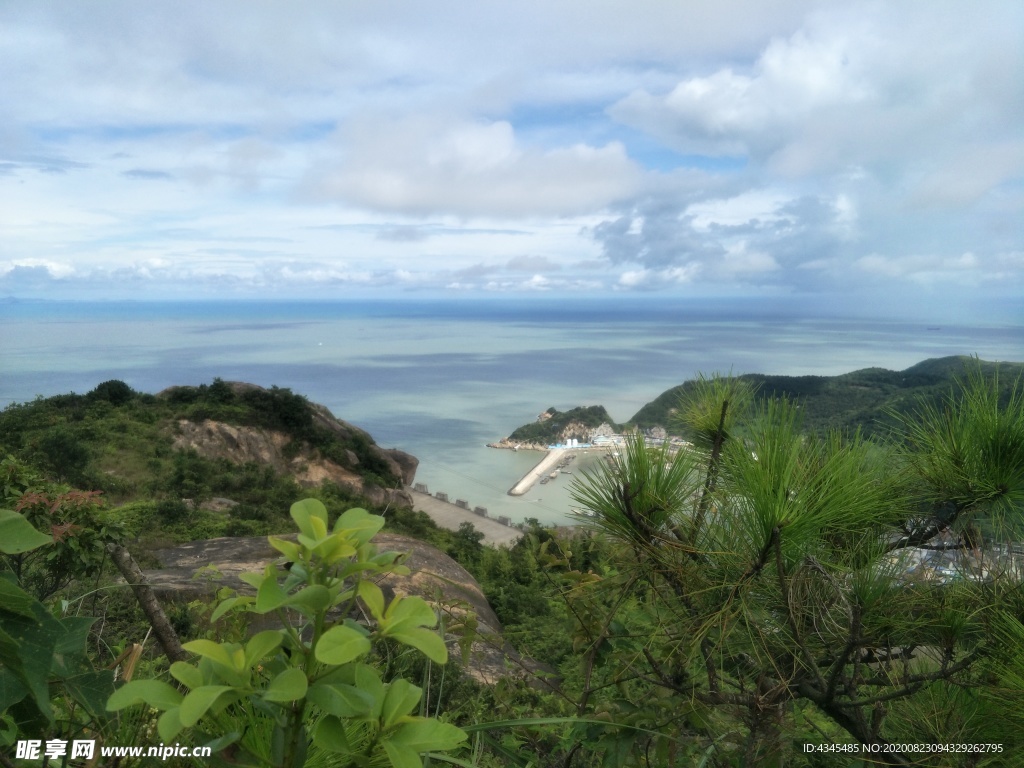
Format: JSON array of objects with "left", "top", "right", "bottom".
[
  {"left": 171, "top": 419, "right": 414, "bottom": 509},
  {"left": 158, "top": 382, "right": 418, "bottom": 508},
  {"left": 559, "top": 420, "right": 594, "bottom": 443},
  {"left": 487, "top": 437, "right": 548, "bottom": 451},
  {"left": 144, "top": 533, "right": 527, "bottom": 685},
  {"left": 304, "top": 400, "right": 419, "bottom": 486}
]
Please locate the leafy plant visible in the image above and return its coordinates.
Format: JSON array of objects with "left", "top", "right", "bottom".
[
  {"left": 0, "top": 456, "right": 126, "bottom": 601},
  {"left": 107, "top": 499, "right": 466, "bottom": 768},
  {"left": 0, "top": 507, "right": 118, "bottom": 753},
  {"left": 562, "top": 367, "right": 1024, "bottom": 766}
]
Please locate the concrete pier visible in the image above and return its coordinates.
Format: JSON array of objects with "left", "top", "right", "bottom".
[{"left": 507, "top": 449, "right": 566, "bottom": 496}]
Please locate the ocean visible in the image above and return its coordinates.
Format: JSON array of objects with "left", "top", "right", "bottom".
[{"left": 2, "top": 297, "right": 1021, "bottom": 525}]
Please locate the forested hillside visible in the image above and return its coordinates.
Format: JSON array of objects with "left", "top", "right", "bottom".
[
  {"left": 630, "top": 355, "right": 1024, "bottom": 437},
  {"left": 2, "top": 360, "right": 1024, "bottom": 767},
  {"left": 0, "top": 379, "right": 416, "bottom": 542},
  {"left": 501, "top": 356, "right": 1023, "bottom": 441},
  {"left": 507, "top": 404, "right": 619, "bottom": 444}
]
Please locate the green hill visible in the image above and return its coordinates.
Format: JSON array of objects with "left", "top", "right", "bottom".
[
  {"left": 630, "top": 356, "right": 1023, "bottom": 438},
  {"left": 0, "top": 379, "right": 413, "bottom": 539},
  {"left": 502, "top": 357, "right": 1023, "bottom": 442},
  {"left": 507, "top": 404, "right": 619, "bottom": 444}
]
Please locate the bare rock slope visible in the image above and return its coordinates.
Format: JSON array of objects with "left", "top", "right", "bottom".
[{"left": 164, "top": 382, "right": 418, "bottom": 509}]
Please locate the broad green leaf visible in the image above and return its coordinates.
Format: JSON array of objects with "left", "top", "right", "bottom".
[
  {"left": 244, "top": 630, "right": 283, "bottom": 667},
  {"left": 263, "top": 668, "right": 308, "bottom": 702},
  {"left": 255, "top": 576, "right": 289, "bottom": 614},
  {"left": 307, "top": 681, "right": 375, "bottom": 718},
  {"left": 0, "top": 668, "right": 28, "bottom": 712},
  {"left": 0, "top": 577, "right": 37, "bottom": 618},
  {"left": 0, "top": 508, "right": 52, "bottom": 554},
  {"left": 382, "top": 739, "right": 421, "bottom": 768},
  {"left": 354, "top": 663, "right": 385, "bottom": 719},
  {"left": 382, "top": 596, "right": 438, "bottom": 632},
  {"left": 297, "top": 533, "right": 326, "bottom": 551},
  {"left": 390, "top": 629, "right": 448, "bottom": 665},
  {"left": 210, "top": 595, "right": 253, "bottom": 623},
  {"left": 380, "top": 679, "right": 422, "bottom": 729},
  {"left": 358, "top": 581, "right": 385, "bottom": 620},
  {"left": 199, "top": 731, "right": 243, "bottom": 757},
  {"left": 291, "top": 498, "right": 328, "bottom": 539},
  {"left": 169, "top": 662, "right": 204, "bottom": 690},
  {"left": 313, "top": 715, "right": 354, "bottom": 755},
  {"left": 0, "top": 601, "right": 63, "bottom": 722},
  {"left": 268, "top": 536, "right": 301, "bottom": 562},
  {"left": 309, "top": 513, "right": 328, "bottom": 539},
  {"left": 391, "top": 719, "right": 467, "bottom": 752},
  {"left": 54, "top": 616, "right": 98, "bottom": 657},
  {"left": 63, "top": 669, "right": 116, "bottom": 721},
  {"left": 182, "top": 639, "right": 237, "bottom": 670},
  {"left": 312, "top": 534, "right": 357, "bottom": 564},
  {"left": 315, "top": 625, "right": 371, "bottom": 665},
  {"left": 157, "top": 707, "right": 184, "bottom": 742},
  {"left": 238, "top": 573, "right": 264, "bottom": 590},
  {"left": 0, "top": 711, "right": 15, "bottom": 746},
  {"left": 284, "top": 585, "right": 332, "bottom": 613},
  {"left": 196, "top": 655, "right": 249, "bottom": 689},
  {"left": 178, "top": 685, "right": 236, "bottom": 727},
  {"left": 336, "top": 507, "right": 385, "bottom": 545},
  {"left": 107, "top": 679, "right": 183, "bottom": 712}
]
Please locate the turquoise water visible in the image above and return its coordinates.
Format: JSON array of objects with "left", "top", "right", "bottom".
[{"left": 2, "top": 298, "right": 1021, "bottom": 524}]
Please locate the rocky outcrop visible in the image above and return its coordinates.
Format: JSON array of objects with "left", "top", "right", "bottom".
[
  {"left": 505, "top": 404, "right": 620, "bottom": 446},
  {"left": 558, "top": 420, "right": 597, "bottom": 443},
  {"left": 171, "top": 418, "right": 414, "bottom": 510},
  {"left": 304, "top": 401, "right": 419, "bottom": 486},
  {"left": 487, "top": 437, "right": 548, "bottom": 451},
  {"left": 144, "top": 533, "right": 531, "bottom": 685},
  {"left": 158, "top": 382, "right": 418, "bottom": 508}
]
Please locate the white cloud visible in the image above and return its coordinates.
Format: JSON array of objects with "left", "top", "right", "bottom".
[
  {"left": 305, "top": 115, "right": 642, "bottom": 217},
  {"left": 609, "top": 3, "right": 1024, "bottom": 185},
  {"left": 0, "top": 258, "right": 77, "bottom": 278},
  {"left": 0, "top": 1, "right": 1019, "bottom": 306},
  {"left": 854, "top": 251, "right": 984, "bottom": 282},
  {"left": 686, "top": 189, "right": 794, "bottom": 230},
  {"left": 911, "top": 141, "right": 1024, "bottom": 207},
  {"left": 616, "top": 264, "right": 701, "bottom": 290}
]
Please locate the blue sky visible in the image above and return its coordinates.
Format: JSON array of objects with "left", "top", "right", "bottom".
[{"left": 1, "top": 1, "right": 1022, "bottom": 319}]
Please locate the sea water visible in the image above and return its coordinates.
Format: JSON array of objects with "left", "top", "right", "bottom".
[{"left": 2, "top": 297, "right": 1021, "bottom": 524}]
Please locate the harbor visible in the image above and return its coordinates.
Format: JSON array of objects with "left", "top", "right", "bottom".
[
  {"left": 506, "top": 448, "right": 572, "bottom": 496},
  {"left": 507, "top": 444, "right": 619, "bottom": 496}
]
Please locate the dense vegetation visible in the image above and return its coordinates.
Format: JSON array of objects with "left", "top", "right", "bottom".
[
  {"left": 0, "top": 379, "right": 402, "bottom": 544},
  {"left": 508, "top": 405, "right": 619, "bottom": 444},
  {"left": 507, "top": 356, "right": 1024, "bottom": 442},
  {"left": 630, "top": 356, "right": 1024, "bottom": 439},
  {"left": 2, "top": 357, "right": 1023, "bottom": 766}
]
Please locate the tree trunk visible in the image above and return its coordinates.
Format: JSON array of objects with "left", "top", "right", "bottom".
[{"left": 105, "top": 543, "right": 189, "bottom": 663}]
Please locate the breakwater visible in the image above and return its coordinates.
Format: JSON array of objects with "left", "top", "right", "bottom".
[{"left": 507, "top": 449, "right": 569, "bottom": 496}]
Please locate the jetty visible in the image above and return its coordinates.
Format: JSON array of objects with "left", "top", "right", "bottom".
[{"left": 507, "top": 448, "right": 572, "bottom": 496}]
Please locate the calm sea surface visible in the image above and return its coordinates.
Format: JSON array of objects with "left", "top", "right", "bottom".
[{"left": 2, "top": 298, "right": 1021, "bottom": 524}]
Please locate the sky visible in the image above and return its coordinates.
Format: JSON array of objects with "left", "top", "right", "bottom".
[{"left": 1, "top": 1, "right": 1022, "bottom": 319}]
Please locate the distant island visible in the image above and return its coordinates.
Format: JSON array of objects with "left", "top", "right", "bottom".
[{"left": 493, "top": 355, "right": 1024, "bottom": 447}]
